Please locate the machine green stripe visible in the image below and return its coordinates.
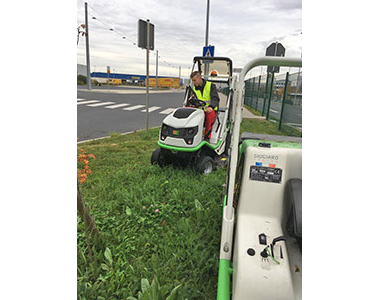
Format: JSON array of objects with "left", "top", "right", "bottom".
[
  {"left": 217, "top": 259, "right": 232, "bottom": 300},
  {"left": 158, "top": 140, "right": 222, "bottom": 152},
  {"left": 240, "top": 139, "right": 302, "bottom": 153},
  {"left": 238, "top": 139, "right": 302, "bottom": 161},
  {"left": 217, "top": 196, "right": 232, "bottom": 300}
]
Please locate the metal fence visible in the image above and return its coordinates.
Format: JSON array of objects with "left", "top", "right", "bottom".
[{"left": 244, "top": 69, "right": 302, "bottom": 132}]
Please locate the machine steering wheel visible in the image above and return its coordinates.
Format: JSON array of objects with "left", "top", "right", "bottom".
[{"left": 187, "top": 96, "right": 207, "bottom": 108}]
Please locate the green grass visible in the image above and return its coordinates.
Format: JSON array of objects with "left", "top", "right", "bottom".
[
  {"left": 243, "top": 105, "right": 302, "bottom": 137},
  {"left": 77, "top": 119, "right": 301, "bottom": 299}
]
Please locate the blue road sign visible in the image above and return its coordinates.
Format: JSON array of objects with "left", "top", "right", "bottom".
[{"left": 203, "top": 45, "right": 215, "bottom": 57}]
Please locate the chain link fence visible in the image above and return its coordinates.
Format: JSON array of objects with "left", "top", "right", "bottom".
[
  {"left": 218, "top": 68, "right": 302, "bottom": 134},
  {"left": 244, "top": 69, "right": 302, "bottom": 132}
]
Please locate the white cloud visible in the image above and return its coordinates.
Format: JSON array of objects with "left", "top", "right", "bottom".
[{"left": 77, "top": 0, "right": 301, "bottom": 78}]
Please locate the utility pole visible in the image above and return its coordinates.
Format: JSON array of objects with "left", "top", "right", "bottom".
[
  {"left": 138, "top": 18, "right": 154, "bottom": 134},
  {"left": 203, "top": 0, "right": 210, "bottom": 77},
  {"left": 146, "top": 19, "right": 150, "bottom": 134},
  {"left": 205, "top": 0, "right": 210, "bottom": 46},
  {"left": 179, "top": 66, "right": 181, "bottom": 88},
  {"left": 84, "top": 2, "right": 91, "bottom": 90},
  {"left": 155, "top": 50, "right": 158, "bottom": 90},
  {"left": 85, "top": 2, "right": 91, "bottom": 90}
]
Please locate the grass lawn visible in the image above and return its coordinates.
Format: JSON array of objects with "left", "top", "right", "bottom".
[
  {"left": 77, "top": 118, "right": 301, "bottom": 299},
  {"left": 243, "top": 105, "right": 302, "bottom": 138}
]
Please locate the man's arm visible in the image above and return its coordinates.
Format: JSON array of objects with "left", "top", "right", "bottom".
[{"left": 187, "top": 85, "right": 198, "bottom": 102}]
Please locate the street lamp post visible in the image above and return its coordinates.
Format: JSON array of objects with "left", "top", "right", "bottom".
[
  {"left": 84, "top": 2, "right": 91, "bottom": 90},
  {"left": 156, "top": 50, "right": 158, "bottom": 90},
  {"left": 205, "top": 0, "right": 210, "bottom": 46}
]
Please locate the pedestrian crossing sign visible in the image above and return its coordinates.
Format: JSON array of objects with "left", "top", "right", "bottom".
[{"left": 202, "top": 46, "right": 214, "bottom": 57}]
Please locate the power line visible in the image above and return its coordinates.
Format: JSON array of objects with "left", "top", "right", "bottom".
[
  {"left": 83, "top": 2, "right": 188, "bottom": 73},
  {"left": 88, "top": 12, "right": 137, "bottom": 46}
]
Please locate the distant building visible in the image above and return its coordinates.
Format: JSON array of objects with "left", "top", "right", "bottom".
[
  {"left": 91, "top": 72, "right": 179, "bottom": 84},
  {"left": 77, "top": 64, "right": 87, "bottom": 76},
  {"left": 276, "top": 79, "right": 286, "bottom": 89}
]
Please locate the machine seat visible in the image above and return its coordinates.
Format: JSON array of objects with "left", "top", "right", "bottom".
[{"left": 285, "top": 178, "right": 302, "bottom": 248}]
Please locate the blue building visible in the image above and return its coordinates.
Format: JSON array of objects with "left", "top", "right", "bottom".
[{"left": 91, "top": 72, "right": 181, "bottom": 85}]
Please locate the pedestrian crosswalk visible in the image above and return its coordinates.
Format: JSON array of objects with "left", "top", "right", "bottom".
[
  {"left": 105, "top": 103, "right": 130, "bottom": 109},
  {"left": 123, "top": 104, "right": 145, "bottom": 111},
  {"left": 141, "top": 106, "right": 160, "bottom": 113},
  {"left": 159, "top": 108, "right": 176, "bottom": 114},
  {"left": 87, "top": 101, "right": 115, "bottom": 107},
  {"left": 77, "top": 98, "right": 176, "bottom": 115},
  {"left": 77, "top": 100, "right": 100, "bottom": 105}
]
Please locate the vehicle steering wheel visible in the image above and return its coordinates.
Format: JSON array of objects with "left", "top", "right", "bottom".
[{"left": 187, "top": 97, "right": 207, "bottom": 108}]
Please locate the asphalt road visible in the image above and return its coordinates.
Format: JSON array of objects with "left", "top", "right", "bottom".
[
  {"left": 77, "top": 90, "right": 185, "bottom": 141},
  {"left": 77, "top": 88, "right": 301, "bottom": 142}
]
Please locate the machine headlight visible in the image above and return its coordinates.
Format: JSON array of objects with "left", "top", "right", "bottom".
[
  {"left": 184, "top": 126, "right": 198, "bottom": 144},
  {"left": 160, "top": 124, "right": 170, "bottom": 141},
  {"left": 185, "top": 126, "right": 198, "bottom": 137},
  {"left": 162, "top": 124, "right": 169, "bottom": 134}
]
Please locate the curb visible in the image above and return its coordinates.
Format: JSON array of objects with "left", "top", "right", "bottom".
[{"left": 77, "top": 126, "right": 160, "bottom": 144}]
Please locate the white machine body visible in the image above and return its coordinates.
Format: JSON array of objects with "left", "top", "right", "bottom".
[
  {"left": 159, "top": 108, "right": 204, "bottom": 148},
  {"left": 232, "top": 145, "right": 302, "bottom": 300}
]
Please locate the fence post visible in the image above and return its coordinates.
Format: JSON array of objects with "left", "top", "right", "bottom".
[
  {"left": 262, "top": 73, "right": 270, "bottom": 116},
  {"left": 250, "top": 77, "right": 255, "bottom": 108},
  {"left": 256, "top": 75, "right": 261, "bottom": 111},
  {"left": 248, "top": 79, "right": 252, "bottom": 106},
  {"left": 278, "top": 72, "right": 289, "bottom": 130},
  {"left": 243, "top": 79, "right": 249, "bottom": 105},
  {"left": 266, "top": 72, "right": 275, "bottom": 120}
]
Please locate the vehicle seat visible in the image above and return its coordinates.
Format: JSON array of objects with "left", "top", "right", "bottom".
[{"left": 285, "top": 178, "right": 302, "bottom": 250}]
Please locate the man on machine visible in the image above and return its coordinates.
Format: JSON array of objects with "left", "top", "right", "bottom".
[{"left": 188, "top": 70, "right": 219, "bottom": 140}]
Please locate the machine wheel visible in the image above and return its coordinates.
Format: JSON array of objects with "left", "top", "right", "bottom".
[
  {"left": 195, "top": 156, "right": 215, "bottom": 175},
  {"left": 151, "top": 148, "right": 165, "bottom": 167}
]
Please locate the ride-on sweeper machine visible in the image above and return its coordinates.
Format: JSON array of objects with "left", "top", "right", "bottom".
[
  {"left": 151, "top": 56, "right": 236, "bottom": 175},
  {"left": 217, "top": 56, "right": 302, "bottom": 300}
]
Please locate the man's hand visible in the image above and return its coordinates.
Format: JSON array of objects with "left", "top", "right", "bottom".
[{"left": 205, "top": 107, "right": 213, "bottom": 113}]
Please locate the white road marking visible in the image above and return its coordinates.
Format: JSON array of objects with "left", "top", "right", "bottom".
[
  {"left": 105, "top": 103, "right": 130, "bottom": 109},
  {"left": 270, "top": 109, "right": 278, "bottom": 113},
  {"left": 77, "top": 100, "right": 100, "bottom": 105},
  {"left": 141, "top": 106, "right": 160, "bottom": 112},
  {"left": 77, "top": 100, "right": 166, "bottom": 113},
  {"left": 159, "top": 108, "right": 176, "bottom": 114},
  {"left": 123, "top": 105, "right": 145, "bottom": 111},
  {"left": 87, "top": 101, "right": 115, "bottom": 107}
]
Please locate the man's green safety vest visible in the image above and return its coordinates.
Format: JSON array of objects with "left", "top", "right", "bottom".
[{"left": 193, "top": 81, "right": 217, "bottom": 111}]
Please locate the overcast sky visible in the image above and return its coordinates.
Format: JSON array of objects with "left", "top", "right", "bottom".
[{"left": 77, "top": 0, "right": 302, "bottom": 78}]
